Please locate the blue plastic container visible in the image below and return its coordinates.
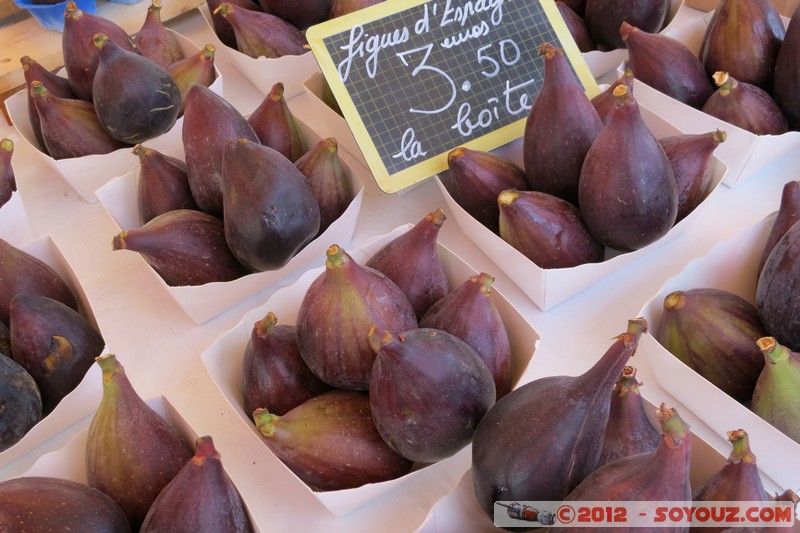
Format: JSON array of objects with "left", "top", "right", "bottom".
[{"left": 13, "top": 0, "right": 97, "bottom": 32}]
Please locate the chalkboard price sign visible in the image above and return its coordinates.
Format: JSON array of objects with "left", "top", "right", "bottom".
[{"left": 306, "top": 0, "right": 599, "bottom": 193}]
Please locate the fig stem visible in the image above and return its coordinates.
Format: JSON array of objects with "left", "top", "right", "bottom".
[{"left": 253, "top": 408, "right": 279, "bottom": 437}]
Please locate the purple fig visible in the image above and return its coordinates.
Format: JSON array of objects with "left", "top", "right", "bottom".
[
  {"left": 247, "top": 82, "right": 306, "bottom": 162},
  {"left": 444, "top": 146, "right": 529, "bottom": 234},
  {"left": 0, "top": 321, "right": 10, "bottom": 358},
  {"left": 0, "top": 355, "right": 41, "bottom": 452},
  {"left": 253, "top": 390, "right": 413, "bottom": 490},
  {"left": 562, "top": 0, "right": 586, "bottom": 17},
  {"left": 327, "top": 0, "right": 384, "bottom": 19},
  {"left": 86, "top": 354, "right": 193, "bottom": 530},
  {"left": 182, "top": 84, "right": 259, "bottom": 217},
  {"left": 584, "top": 0, "right": 668, "bottom": 51},
  {"left": 497, "top": 189, "right": 606, "bottom": 268},
  {"left": 167, "top": 44, "right": 218, "bottom": 115},
  {"left": 419, "top": 272, "right": 513, "bottom": 399},
  {"left": 365, "top": 208, "right": 450, "bottom": 320},
  {"left": 133, "top": 0, "right": 185, "bottom": 70},
  {"left": 756, "top": 221, "right": 800, "bottom": 351},
  {"left": 774, "top": 5, "right": 800, "bottom": 130},
  {"left": 557, "top": 1, "right": 595, "bottom": 52},
  {"left": 0, "top": 477, "right": 130, "bottom": 533},
  {"left": 220, "top": 138, "right": 320, "bottom": 271},
  {"left": 140, "top": 436, "right": 253, "bottom": 533},
  {"left": 9, "top": 294, "right": 105, "bottom": 415},
  {"left": 295, "top": 244, "right": 417, "bottom": 390},
  {"left": 597, "top": 366, "right": 661, "bottom": 468},
  {"left": 213, "top": 2, "right": 308, "bottom": 59},
  {"left": 134, "top": 144, "right": 197, "bottom": 225},
  {"left": 700, "top": 0, "right": 785, "bottom": 92},
  {"left": 0, "top": 238, "right": 78, "bottom": 326},
  {"left": 29, "top": 81, "right": 127, "bottom": 159},
  {"left": 752, "top": 337, "right": 800, "bottom": 444},
  {"left": 579, "top": 85, "right": 678, "bottom": 251},
  {"left": 591, "top": 67, "right": 635, "bottom": 124},
  {"left": 523, "top": 43, "right": 603, "bottom": 206},
  {"left": 242, "top": 311, "right": 333, "bottom": 417},
  {"left": 760, "top": 180, "right": 800, "bottom": 276},
  {"left": 564, "top": 404, "right": 692, "bottom": 503},
  {"left": 702, "top": 72, "right": 788, "bottom": 135},
  {"left": 368, "top": 327, "right": 496, "bottom": 463},
  {"left": 205, "top": 0, "right": 262, "bottom": 50},
  {"left": 62, "top": 0, "right": 138, "bottom": 101},
  {"left": 294, "top": 137, "right": 354, "bottom": 234},
  {"left": 658, "top": 129, "right": 726, "bottom": 222},
  {"left": 111, "top": 209, "right": 251, "bottom": 286},
  {"left": 20, "top": 55, "right": 75, "bottom": 150},
  {"left": 0, "top": 139, "right": 15, "bottom": 208},
  {"left": 92, "top": 33, "right": 182, "bottom": 144},
  {"left": 656, "top": 287, "right": 767, "bottom": 403},
  {"left": 621, "top": 21, "right": 715, "bottom": 109},
  {"left": 471, "top": 318, "right": 647, "bottom": 515},
  {"left": 257, "top": 0, "right": 330, "bottom": 29}
]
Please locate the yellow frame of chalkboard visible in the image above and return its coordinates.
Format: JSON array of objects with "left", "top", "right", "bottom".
[{"left": 306, "top": 0, "right": 600, "bottom": 194}]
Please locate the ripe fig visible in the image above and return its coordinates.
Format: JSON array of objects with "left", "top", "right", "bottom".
[
  {"left": 756, "top": 221, "right": 800, "bottom": 351},
  {"left": 0, "top": 355, "right": 41, "bottom": 452},
  {"left": 253, "top": 390, "right": 413, "bottom": 490},
  {"left": 584, "top": 0, "right": 668, "bottom": 51},
  {"left": 62, "top": 1, "right": 137, "bottom": 101},
  {"left": 257, "top": 0, "right": 330, "bottom": 29},
  {"left": 0, "top": 321, "right": 10, "bottom": 359},
  {"left": 86, "top": 354, "right": 193, "bottom": 530},
  {"left": 220, "top": 138, "right": 321, "bottom": 271},
  {"left": 655, "top": 287, "right": 767, "bottom": 403},
  {"left": 751, "top": 337, "right": 800, "bottom": 444},
  {"left": 0, "top": 238, "right": 78, "bottom": 326},
  {"left": 621, "top": 21, "right": 714, "bottom": 109},
  {"left": 182, "top": 84, "right": 259, "bottom": 217},
  {"left": 294, "top": 137, "right": 354, "bottom": 234},
  {"left": 242, "top": 311, "right": 332, "bottom": 417},
  {"left": 30, "top": 81, "right": 127, "bottom": 159},
  {"left": 167, "top": 44, "right": 218, "bottom": 115},
  {"left": 759, "top": 180, "right": 800, "bottom": 276},
  {"left": 140, "top": 436, "right": 253, "bottom": 533},
  {"left": 702, "top": 72, "right": 788, "bottom": 135},
  {"left": 658, "top": 129, "right": 726, "bottom": 222},
  {"left": 368, "top": 327, "right": 496, "bottom": 463},
  {"left": 556, "top": 1, "right": 594, "bottom": 52},
  {"left": 444, "top": 146, "right": 529, "bottom": 234},
  {"left": 112, "top": 209, "right": 251, "bottom": 286},
  {"left": 247, "top": 82, "right": 306, "bottom": 162},
  {"left": 327, "top": 0, "right": 384, "bottom": 18},
  {"left": 0, "top": 476, "right": 130, "bottom": 533},
  {"left": 0, "top": 139, "right": 15, "bottom": 208},
  {"left": 700, "top": 0, "right": 785, "bottom": 92},
  {"left": 213, "top": 2, "right": 308, "bottom": 59},
  {"left": 419, "top": 272, "right": 512, "bottom": 399},
  {"left": 523, "top": 43, "right": 603, "bottom": 206},
  {"left": 563, "top": 404, "right": 692, "bottom": 504},
  {"left": 92, "top": 33, "right": 182, "bottom": 144},
  {"left": 774, "top": 5, "right": 800, "bottom": 129},
  {"left": 20, "top": 56, "right": 75, "bottom": 150},
  {"left": 295, "top": 244, "right": 417, "bottom": 390},
  {"left": 471, "top": 318, "right": 647, "bottom": 515},
  {"left": 562, "top": 0, "right": 586, "bottom": 17},
  {"left": 9, "top": 293, "right": 105, "bottom": 415},
  {"left": 591, "top": 67, "right": 635, "bottom": 124},
  {"left": 597, "top": 366, "right": 661, "bottom": 468},
  {"left": 205, "top": 0, "right": 262, "bottom": 50},
  {"left": 134, "top": 144, "right": 197, "bottom": 225},
  {"left": 133, "top": 0, "right": 185, "bottom": 70},
  {"left": 497, "top": 189, "right": 605, "bottom": 269},
  {"left": 578, "top": 85, "right": 678, "bottom": 251},
  {"left": 365, "top": 208, "right": 450, "bottom": 320}
]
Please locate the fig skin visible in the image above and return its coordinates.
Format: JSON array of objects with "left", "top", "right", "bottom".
[
  {"left": 584, "top": 0, "right": 668, "bottom": 51},
  {"left": 774, "top": 5, "right": 800, "bottom": 130},
  {"left": 134, "top": 144, "right": 197, "bottom": 225},
  {"left": 621, "top": 21, "right": 714, "bottom": 109},
  {"left": 471, "top": 318, "right": 647, "bottom": 516},
  {"left": 556, "top": 1, "right": 595, "bottom": 52},
  {"left": 751, "top": 337, "right": 800, "bottom": 444},
  {"left": 702, "top": 72, "right": 788, "bottom": 136},
  {"left": 295, "top": 137, "right": 354, "bottom": 235},
  {"left": 20, "top": 56, "right": 76, "bottom": 150},
  {"left": 247, "top": 82, "right": 307, "bottom": 163},
  {"left": 759, "top": 180, "right": 800, "bottom": 276},
  {"left": 443, "top": 146, "right": 529, "bottom": 234},
  {"left": 258, "top": 0, "right": 330, "bottom": 30},
  {"left": 133, "top": 0, "right": 185, "bottom": 70},
  {"left": 591, "top": 67, "right": 635, "bottom": 124},
  {"left": 253, "top": 390, "right": 414, "bottom": 491},
  {"left": 0, "top": 355, "right": 41, "bottom": 452},
  {"left": 168, "top": 44, "right": 218, "bottom": 115},
  {"left": 756, "top": 221, "right": 800, "bottom": 351},
  {"left": 655, "top": 287, "right": 767, "bottom": 404},
  {"left": 419, "top": 272, "right": 513, "bottom": 399},
  {"left": 0, "top": 139, "right": 15, "bottom": 209},
  {"left": 327, "top": 0, "right": 384, "bottom": 19},
  {"left": 214, "top": 2, "right": 308, "bottom": 59},
  {"left": 368, "top": 327, "right": 496, "bottom": 463},
  {"left": 205, "top": 0, "right": 262, "bottom": 50},
  {"left": 523, "top": 43, "right": 603, "bottom": 206},
  {"left": 498, "top": 189, "right": 605, "bottom": 269}
]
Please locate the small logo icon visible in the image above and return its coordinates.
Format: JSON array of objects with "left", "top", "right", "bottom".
[{"left": 496, "top": 502, "right": 556, "bottom": 525}]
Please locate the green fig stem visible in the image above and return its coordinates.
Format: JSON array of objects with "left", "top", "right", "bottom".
[
  {"left": 726, "top": 429, "right": 757, "bottom": 464},
  {"left": 149, "top": 0, "right": 163, "bottom": 17},
  {"left": 614, "top": 366, "right": 642, "bottom": 397},
  {"left": 757, "top": 336, "right": 791, "bottom": 364},
  {"left": 656, "top": 404, "right": 688, "bottom": 448},
  {"left": 192, "top": 435, "right": 220, "bottom": 464},
  {"left": 713, "top": 129, "right": 727, "bottom": 145},
  {"left": 30, "top": 80, "right": 47, "bottom": 98},
  {"left": 498, "top": 189, "right": 520, "bottom": 206},
  {"left": 65, "top": 1, "right": 80, "bottom": 18},
  {"left": 663, "top": 291, "right": 686, "bottom": 311},
  {"left": 254, "top": 311, "right": 278, "bottom": 337},
  {"left": 96, "top": 353, "right": 124, "bottom": 385},
  {"left": 425, "top": 207, "right": 447, "bottom": 228},
  {"left": 112, "top": 232, "right": 127, "bottom": 251},
  {"left": 0, "top": 139, "right": 12, "bottom": 153},
  {"left": 471, "top": 272, "right": 494, "bottom": 297},
  {"left": 93, "top": 33, "right": 110, "bottom": 50},
  {"left": 325, "top": 244, "right": 349, "bottom": 269},
  {"left": 619, "top": 21, "right": 636, "bottom": 41},
  {"left": 712, "top": 72, "right": 736, "bottom": 95},
  {"left": 613, "top": 84, "right": 632, "bottom": 106},
  {"left": 201, "top": 44, "right": 216, "bottom": 60},
  {"left": 253, "top": 408, "right": 279, "bottom": 437},
  {"left": 269, "top": 82, "right": 286, "bottom": 101},
  {"left": 322, "top": 137, "right": 338, "bottom": 154},
  {"left": 538, "top": 42, "right": 559, "bottom": 59},
  {"left": 213, "top": 3, "right": 233, "bottom": 17}
]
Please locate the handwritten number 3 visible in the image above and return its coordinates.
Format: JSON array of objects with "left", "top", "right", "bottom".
[{"left": 396, "top": 44, "right": 457, "bottom": 115}]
